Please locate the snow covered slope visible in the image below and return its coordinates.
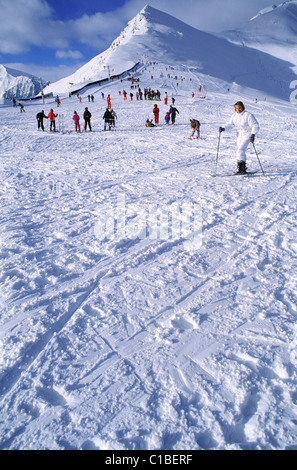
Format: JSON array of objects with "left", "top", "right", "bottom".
[
  {"left": 0, "top": 65, "right": 44, "bottom": 102},
  {"left": 43, "top": 5, "right": 297, "bottom": 101},
  {"left": 1, "top": 62, "right": 297, "bottom": 450},
  {"left": 223, "top": 1, "right": 297, "bottom": 69}
]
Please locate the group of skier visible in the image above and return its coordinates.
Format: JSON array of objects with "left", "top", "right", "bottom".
[
  {"left": 35, "top": 94, "right": 259, "bottom": 175},
  {"left": 150, "top": 103, "right": 179, "bottom": 126},
  {"left": 36, "top": 107, "right": 93, "bottom": 132},
  {"left": 145, "top": 99, "right": 260, "bottom": 175}
]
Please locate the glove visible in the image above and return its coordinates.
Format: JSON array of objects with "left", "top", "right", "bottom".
[
  {"left": 219, "top": 127, "right": 225, "bottom": 133},
  {"left": 250, "top": 134, "right": 255, "bottom": 143}
]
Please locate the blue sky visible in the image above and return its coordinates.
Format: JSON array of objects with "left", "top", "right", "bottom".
[{"left": 0, "top": 0, "right": 276, "bottom": 82}]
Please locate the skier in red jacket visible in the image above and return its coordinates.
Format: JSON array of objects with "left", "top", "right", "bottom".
[
  {"left": 48, "top": 109, "right": 58, "bottom": 132},
  {"left": 153, "top": 104, "right": 160, "bottom": 124}
]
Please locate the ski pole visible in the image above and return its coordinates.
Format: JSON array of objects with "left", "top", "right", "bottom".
[
  {"left": 215, "top": 132, "right": 221, "bottom": 173},
  {"left": 252, "top": 142, "right": 265, "bottom": 176}
]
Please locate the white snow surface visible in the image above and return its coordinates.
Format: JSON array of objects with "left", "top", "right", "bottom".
[{"left": 1, "top": 59, "right": 297, "bottom": 451}]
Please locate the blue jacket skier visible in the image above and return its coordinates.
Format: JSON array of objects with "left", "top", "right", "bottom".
[{"left": 169, "top": 105, "right": 179, "bottom": 124}]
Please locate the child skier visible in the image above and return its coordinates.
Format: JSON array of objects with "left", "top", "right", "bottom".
[
  {"left": 165, "top": 112, "right": 170, "bottom": 124},
  {"left": 219, "top": 101, "right": 259, "bottom": 174},
  {"left": 189, "top": 119, "right": 200, "bottom": 139},
  {"left": 110, "top": 109, "right": 117, "bottom": 127},
  {"left": 73, "top": 111, "right": 80, "bottom": 132}
]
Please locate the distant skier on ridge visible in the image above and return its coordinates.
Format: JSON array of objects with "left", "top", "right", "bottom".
[{"left": 219, "top": 101, "right": 259, "bottom": 174}]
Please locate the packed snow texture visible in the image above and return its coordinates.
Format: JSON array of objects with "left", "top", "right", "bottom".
[
  {"left": 1, "top": 60, "right": 297, "bottom": 450},
  {"left": 1, "top": 3, "right": 297, "bottom": 451}
]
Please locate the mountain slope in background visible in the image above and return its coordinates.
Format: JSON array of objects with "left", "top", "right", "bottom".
[
  {"left": 222, "top": 0, "right": 297, "bottom": 69},
  {"left": 0, "top": 65, "right": 45, "bottom": 102},
  {"left": 43, "top": 5, "right": 297, "bottom": 101}
]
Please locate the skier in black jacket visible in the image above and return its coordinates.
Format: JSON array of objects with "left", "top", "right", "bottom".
[
  {"left": 36, "top": 110, "right": 48, "bottom": 131},
  {"left": 103, "top": 108, "right": 113, "bottom": 130},
  {"left": 83, "top": 107, "right": 92, "bottom": 131}
]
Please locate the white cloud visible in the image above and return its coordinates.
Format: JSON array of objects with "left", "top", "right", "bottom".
[
  {"left": 56, "top": 50, "right": 83, "bottom": 59},
  {"left": 0, "top": 0, "right": 67, "bottom": 54},
  {"left": 67, "top": 11, "right": 125, "bottom": 48},
  {"left": 4, "top": 62, "right": 84, "bottom": 82},
  {"left": 0, "top": 0, "right": 278, "bottom": 58},
  {"left": 119, "top": 0, "right": 276, "bottom": 32}
]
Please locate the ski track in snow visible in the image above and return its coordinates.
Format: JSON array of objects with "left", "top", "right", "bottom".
[{"left": 1, "top": 63, "right": 297, "bottom": 450}]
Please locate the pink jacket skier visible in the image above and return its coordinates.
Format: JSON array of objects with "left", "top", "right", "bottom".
[{"left": 73, "top": 111, "right": 80, "bottom": 132}]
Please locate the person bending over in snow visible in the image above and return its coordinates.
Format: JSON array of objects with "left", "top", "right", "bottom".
[
  {"left": 189, "top": 119, "right": 200, "bottom": 139},
  {"left": 145, "top": 119, "right": 155, "bottom": 127},
  {"left": 219, "top": 101, "right": 259, "bottom": 174}
]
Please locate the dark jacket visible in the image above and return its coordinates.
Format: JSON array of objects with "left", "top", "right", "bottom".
[
  {"left": 169, "top": 107, "right": 179, "bottom": 116},
  {"left": 36, "top": 111, "right": 48, "bottom": 121},
  {"left": 84, "top": 110, "right": 92, "bottom": 120},
  {"left": 103, "top": 109, "right": 113, "bottom": 122}
]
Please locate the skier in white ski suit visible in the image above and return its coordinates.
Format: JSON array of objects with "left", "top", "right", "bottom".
[{"left": 219, "top": 102, "right": 259, "bottom": 174}]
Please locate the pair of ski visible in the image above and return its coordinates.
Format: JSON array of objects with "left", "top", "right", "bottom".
[
  {"left": 211, "top": 170, "right": 258, "bottom": 178},
  {"left": 213, "top": 133, "right": 265, "bottom": 177}
]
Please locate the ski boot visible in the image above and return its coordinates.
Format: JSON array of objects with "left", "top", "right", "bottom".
[{"left": 235, "top": 161, "right": 247, "bottom": 174}]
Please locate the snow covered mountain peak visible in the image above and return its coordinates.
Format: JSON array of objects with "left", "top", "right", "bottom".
[
  {"left": 223, "top": 1, "right": 297, "bottom": 66},
  {"left": 0, "top": 64, "right": 45, "bottom": 103},
  {"left": 42, "top": 6, "right": 203, "bottom": 95},
  {"left": 42, "top": 4, "right": 297, "bottom": 101},
  {"left": 250, "top": 0, "right": 297, "bottom": 20},
  {"left": 105, "top": 4, "right": 195, "bottom": 56},
  {"left": 108, "top": 5, "right": 150, "bottom": 50}
]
